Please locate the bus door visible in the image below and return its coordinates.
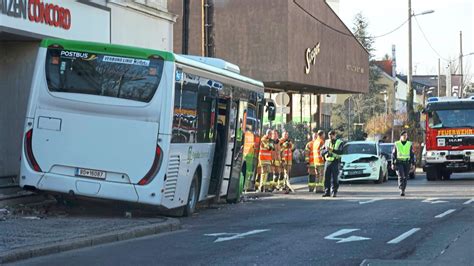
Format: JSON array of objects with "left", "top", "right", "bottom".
[
  {"left": 225, "top": 100, "right": 247, "bottom": 202},
  {"left": 209, "top": 98, "right": 229, "bottom": 197}
]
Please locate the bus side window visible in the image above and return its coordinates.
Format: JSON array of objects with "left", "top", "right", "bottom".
[
  {"left": 197, "top": 78, "right": 217, "bottom": 143},
  {"left": 180, "top": 73, "right": 199, "bottom": 143},
  {"left": 171, "top": 79, "right": 185, "bottom": 143}
]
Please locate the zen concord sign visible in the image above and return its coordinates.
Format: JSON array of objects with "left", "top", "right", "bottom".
[
  {"left": 0, "top": 0, "right": 72, "bottom": 30},
  {"left": 304, "top": 42, "right": 320, "bottom": 74}
]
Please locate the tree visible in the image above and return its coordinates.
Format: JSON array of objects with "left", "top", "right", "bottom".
[{"left": 331, "top": 13, "right": 386, "bottom": 140}]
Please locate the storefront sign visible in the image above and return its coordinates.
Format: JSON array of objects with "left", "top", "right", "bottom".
[
  {"left": 304, "top": 42, "right": 320, "bottom": 74},
  {"left": 346, "top": 64, "right": 365, "bottom": 74},
  {"left": 0, "top": 0, "right": 71, "bottom": 30}
]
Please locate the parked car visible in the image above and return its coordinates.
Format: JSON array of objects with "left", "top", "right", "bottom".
[
  {"left": 379, "top": 143, "right": 415, "bottom": 179},
  {"left": 340, "top": 141, "right": 388, "bottom": 183}
]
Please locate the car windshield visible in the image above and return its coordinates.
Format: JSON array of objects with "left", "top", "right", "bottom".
[
  {"left": 343, "top": 143, "right": 377, "bottom": 155},
  {"left": 429, "top": 109, "right": 474, "bottom": 129},
  {"left": 380, "top": 144, "right": 393, "bottom": 155}
]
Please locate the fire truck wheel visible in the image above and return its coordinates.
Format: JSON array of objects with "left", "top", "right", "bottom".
[
  {"left": 426, "top": 167, "right": 440, "bottom": 181},
  {"left": 441, "top": 170, "right": 452, "bottom": 180}
]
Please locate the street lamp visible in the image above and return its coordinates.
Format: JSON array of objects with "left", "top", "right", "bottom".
[{"left": 407, "top": 0, "right": 435, "bottom": 124}]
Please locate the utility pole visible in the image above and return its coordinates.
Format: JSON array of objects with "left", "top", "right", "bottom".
[
  {"left": 407, "top": 0, "right": 415, "bottom": 123},
  {"left": 437, "top": 58, "right": 441, "bottom": 96},
  {"left": 182, "top": 0, "right": 190, "bottom": 55},
  {"left": 446, "top": 63, "right": 452, "bottom": 96},
  {"left": 460, "top": 31, "right": 464, "bottom": 98}
]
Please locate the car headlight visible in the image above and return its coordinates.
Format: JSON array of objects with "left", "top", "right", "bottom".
[{"left": 369, "top": 161, "right": 375, "bottom": 168}]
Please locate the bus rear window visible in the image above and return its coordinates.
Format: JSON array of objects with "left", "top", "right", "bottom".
[{"left": 45, "top": 48, "right": 164, "bottom": 103}]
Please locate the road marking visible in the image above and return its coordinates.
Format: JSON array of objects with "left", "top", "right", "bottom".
[
  {"left": 422, "top": 198, "right": 448, "bottom": 204},
  {"left": 359, "top": 199, "right": 384, "bottom": 205},
  {"left": 205, "top": 229, "right": 270, "bottom": 243},
  {"left": 387, "top": 228, "right": 420, "bottom": 244},
  {"left": 435, "top": 209, "right": 456, "bottom": 218},
  {"left": 463, "top": 199, "right": 474, "bottom": 205},
  {"left": 324, "top": 229, "right": 371, "bottom": 243}
]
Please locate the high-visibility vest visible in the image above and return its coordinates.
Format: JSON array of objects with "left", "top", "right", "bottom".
[
  {"left": 325, "top": 139, "right": 343, "bottom": 162},
  {"left": 259, "top": 136, "right": 273, "bottom": 164},
  {"left": 312, "top": 138, "right": 325, "bottom": 166},
  {"left": 243, "top": 131, "right": 255, "bottom": 157},
  {"left": 280, "top": 139, "right": 294, "bottom": 162},
  {"left": 395, "top": 140, "right": 412, "bottom": 161},
  {"left": 305, "top": 140, "right": 315, "bottom": 164}
]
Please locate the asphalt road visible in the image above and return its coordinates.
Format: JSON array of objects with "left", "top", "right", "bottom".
[{"left": 13, "top": 172, "right": 474, "bottom": 266}]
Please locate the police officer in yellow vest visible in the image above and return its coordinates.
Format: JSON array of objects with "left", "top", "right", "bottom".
[
  {"left": 391, "top": 131, "right": 416, "bottom": 196},
  {"left": 322, "top": 130, "right": 344, "bottom": 197}
]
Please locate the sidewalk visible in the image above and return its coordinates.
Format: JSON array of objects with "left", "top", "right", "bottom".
[{"left": 0, "top": 200, "right": 180, "bottom": 264}]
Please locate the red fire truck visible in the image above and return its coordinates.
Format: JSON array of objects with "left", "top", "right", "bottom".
[{"left": 423, "top": 97, "right": 474, "bottom": 181}]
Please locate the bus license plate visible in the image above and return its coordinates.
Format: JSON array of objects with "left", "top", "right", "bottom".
[
  {"left": 449, "top": 151, "right": 463, "bottom": 155},
  {"left": 76, "top": 168, "right": 106, "bottom": 179}
]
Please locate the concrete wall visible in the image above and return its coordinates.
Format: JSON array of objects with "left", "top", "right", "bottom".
[
  {"left": 0, "top": 41, "right": 39, "bottom": 177},
  {"left": 110, "top": 2, "right": 174, "bottom": 51}
]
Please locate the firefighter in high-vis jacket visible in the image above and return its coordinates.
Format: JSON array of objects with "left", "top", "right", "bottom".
[
  {"left": 280, "top": 131, "right": 295, "bottom": 193},
  {"left": 258, "top": 129, "right": 274, "bottom": 192},
  {"left": 305, "top": 133, "right": 318, "bottom": 192},
  {"left": 312, "top": 130, "right": 326, "bottom": 193},
  {"left": 270, "top": 130, "right": 282, "bottom": 191}
]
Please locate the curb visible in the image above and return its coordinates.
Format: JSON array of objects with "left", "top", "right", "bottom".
[{"left": 0, "top": 218, "right": 181, "bottom": 264}]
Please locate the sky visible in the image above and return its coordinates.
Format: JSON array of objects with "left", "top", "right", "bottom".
[{"left": 337, "top": 0, "right": 473, "bottom": 80}]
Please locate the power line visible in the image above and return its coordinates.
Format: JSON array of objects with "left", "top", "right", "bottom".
[
  {"left": 413, "top": 15, "right": 450, "bottom": 62},
  {"left": 292, "top": 0, "right": 353, "bottom": 37},
  {"left": 292, "top": 0, "right": 408, "bottom": 39},
  {"left": 371, "top": 19, "right": 408, "bottom": 38}
]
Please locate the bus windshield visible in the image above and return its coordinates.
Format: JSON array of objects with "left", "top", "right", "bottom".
[
  {"left": 46, "top": 48, "right": 164, "bottom": 103},
  {"left": 428, "top": 109, "right": 474, "bottom": 129}
]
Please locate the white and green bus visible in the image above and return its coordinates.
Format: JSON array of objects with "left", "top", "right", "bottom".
[{"left": 20, "top": 39, "right": 275, "bottom": 216}]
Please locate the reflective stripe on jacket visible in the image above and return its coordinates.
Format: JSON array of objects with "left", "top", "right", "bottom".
[
  {"left": 280, "top": 139, "right": 294, "bottom": 163},
  {"left": 259, "top": 136, "right": 273, "bottom": 164}
]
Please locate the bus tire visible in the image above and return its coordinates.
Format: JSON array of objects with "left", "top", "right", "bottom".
[{"left": 183, "top": 173, "right": 200, "bottom": 217}]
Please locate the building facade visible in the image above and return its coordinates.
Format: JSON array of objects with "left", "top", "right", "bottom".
[
  {"left": 0, "top": 0, "right": 176, "bottom": 179},
  {"left": 169, "top": 0, "right": 368, "bottom": 129}
]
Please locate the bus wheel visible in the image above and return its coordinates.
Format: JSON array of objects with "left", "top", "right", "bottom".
[{"left": 183, "top": 173, "right": 199, "bottom": 217}]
